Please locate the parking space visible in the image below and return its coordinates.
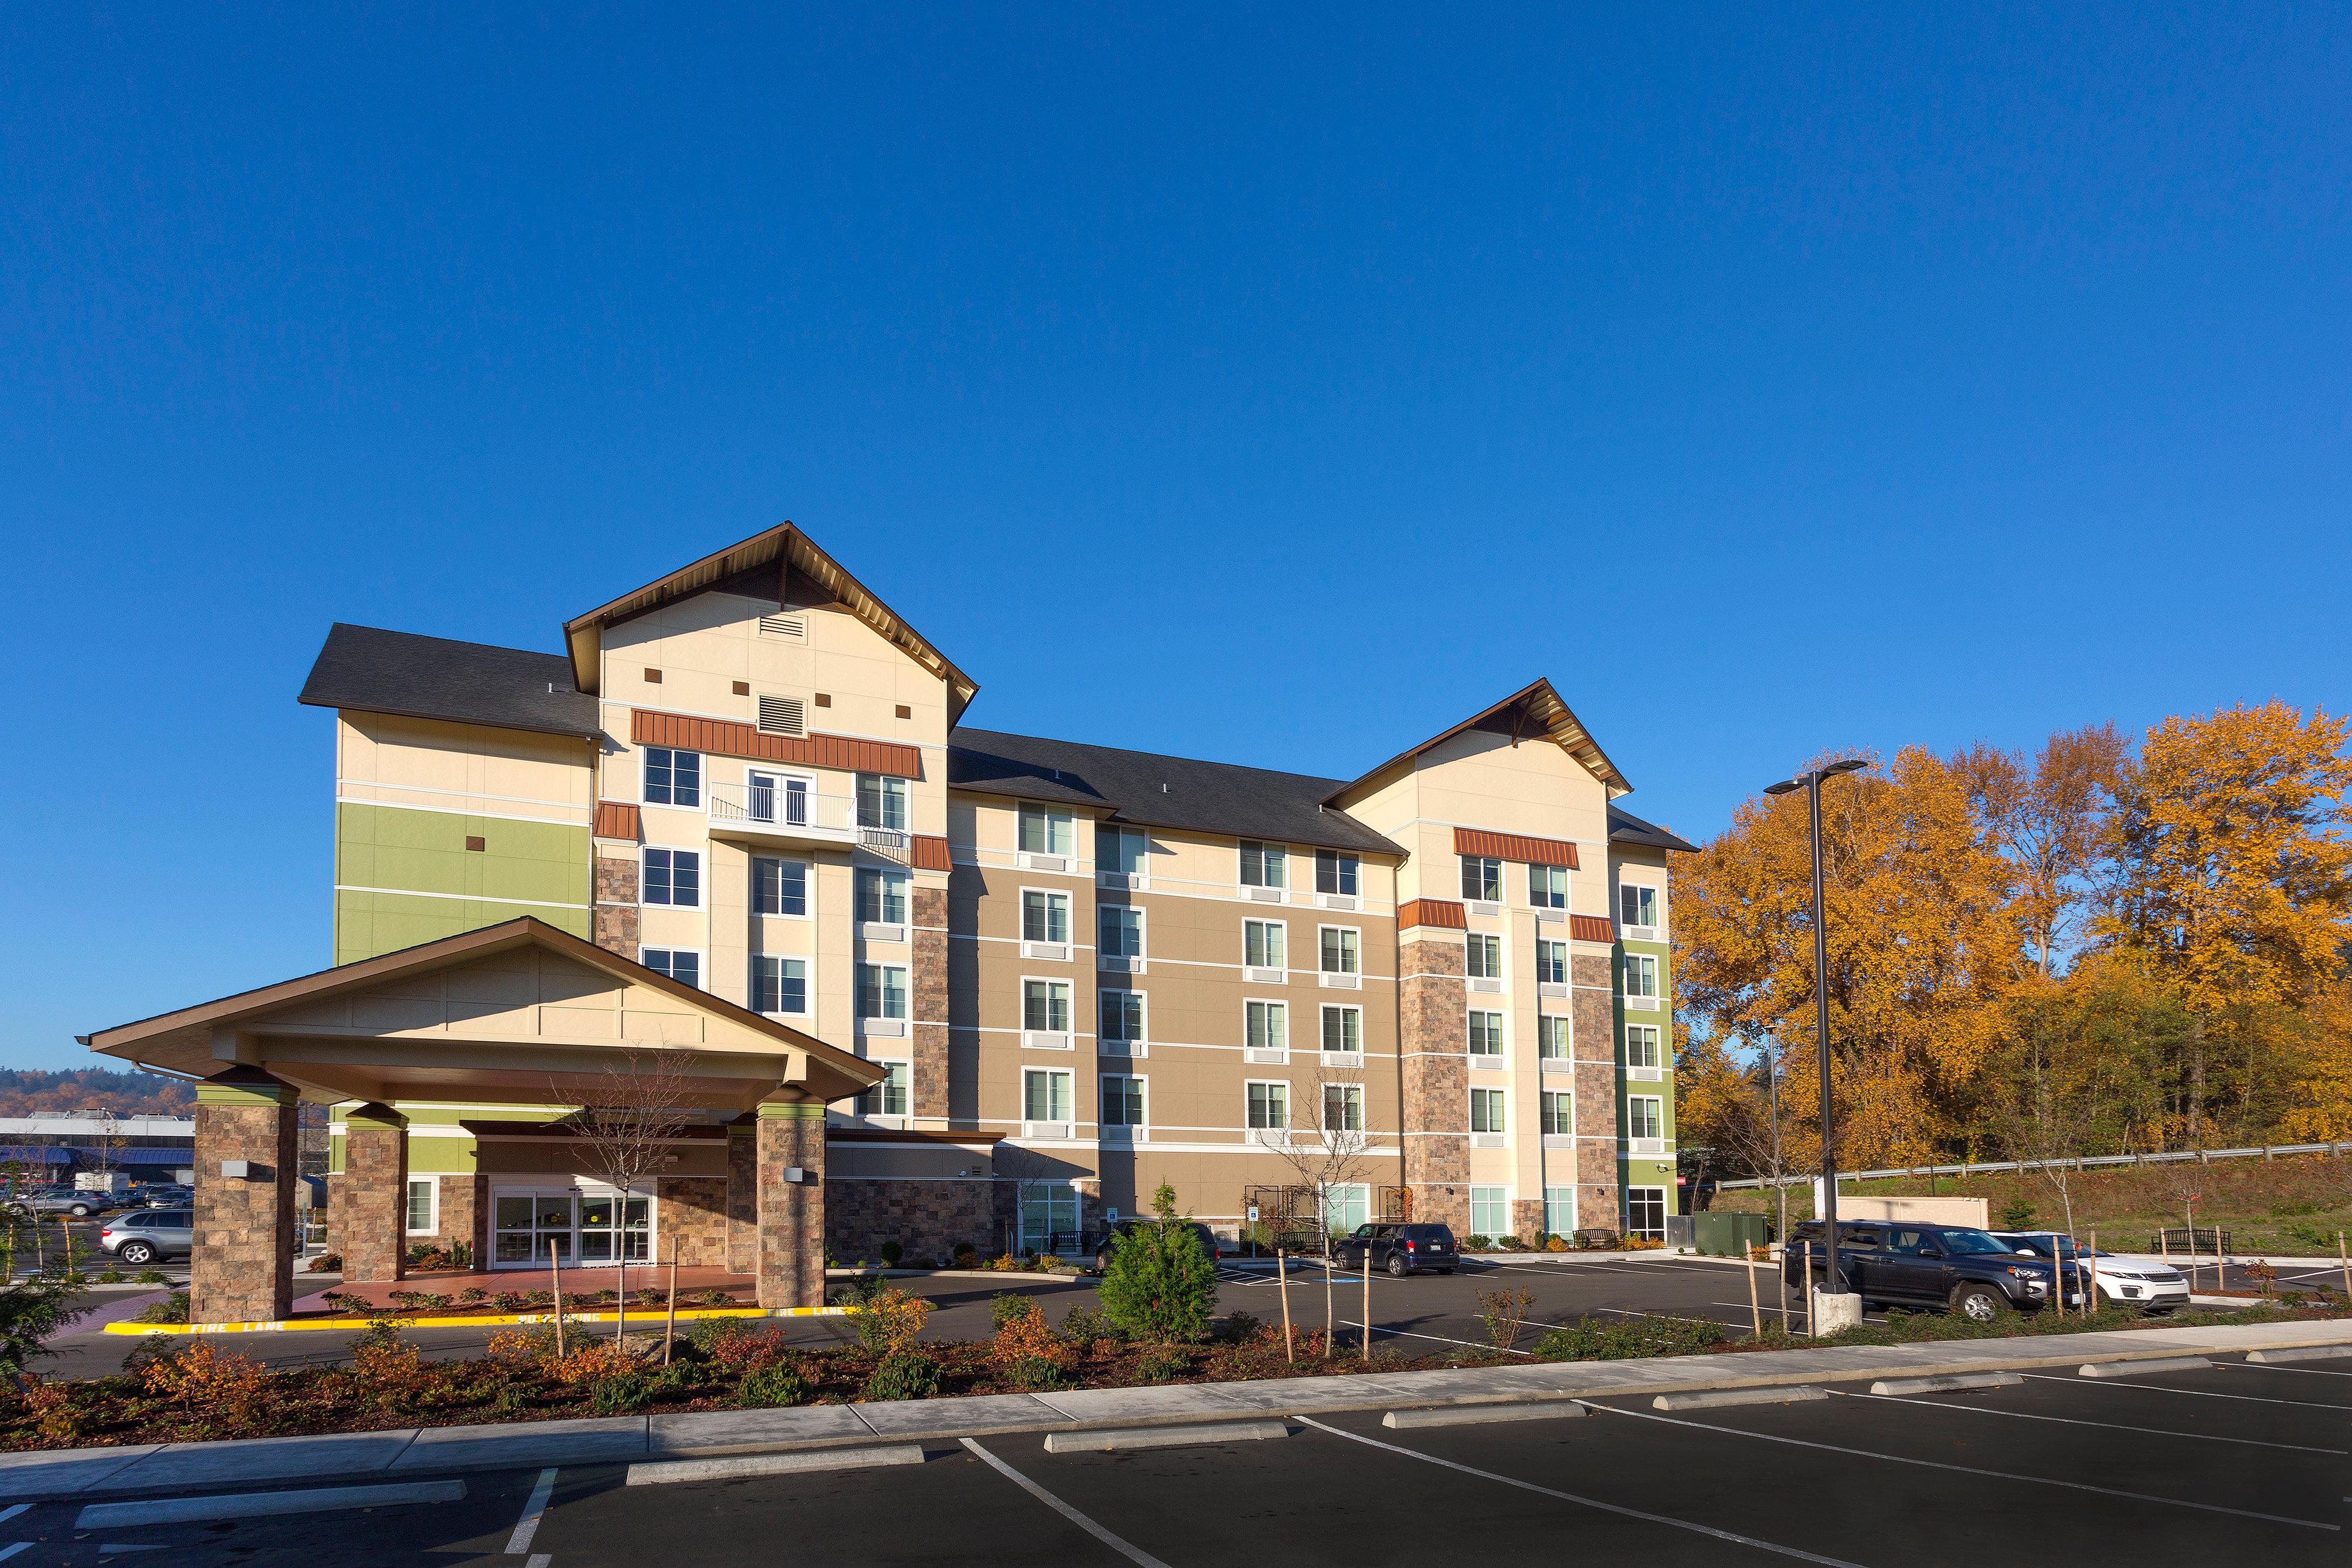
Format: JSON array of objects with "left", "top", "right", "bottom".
[{"left": 9, "top": 1353, "right": 2340, "bottom": 1566}]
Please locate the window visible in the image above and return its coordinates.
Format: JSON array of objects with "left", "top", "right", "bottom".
[
  {"left": 1628, "top": 1096, "right": 1663, "bottom": 1140},
  {"left": 1101, "top": 1074, "right": 1146, "bottom": 1127},
  {"left": 1018, "top": 804, "right": 1073, "bottom": 856},
  {"left": 1324, "top": 1183, "right": 1369, "bottom": 1237},
  {"left": 1024, "top": 979, "right": 1073, "bottom": 1033},
  {"left": 1023, "top": 1069, "right": 1073, "bottom": 1122},
  {"left": 751, "top": 955, "right": 807, "bottom": 1015},
  {"left": 1625, "top": 1024, "right": 1661, "bottom": 1068},
  {"left": 1468, "top": 1011, "right": 1505, "bottom": 1058},
  {"left": 1536, "top": 940, "right": 1568, "bottom": 984},
  {"left": 1621, "top": 884, "right": 1659, "bottom": 928},
  {"left": 1544, "top": 1185, "right": 1576, "bottom": 1236},
  {"left": 1529, "top": 863, "right": 1568, "bottom": 908},
  {"left": 752, "top": 857, "right": 807, "bottom": 917},
  {"left": 1100, "top": 905, "right": 1144, "bottom": 959},
  {"left": 1247, "top": 1081, "right": 1289, "bottom": 1129},
  {"left": 1101, "top": 826, "right": 1149, "bottom": 874},
  {"left": 642, "top": 848, "right": 700, "bottom": 908},
  {"left": 1461, "top": 855, "right": 1502, "bottom": 902},
  {"left": 1023, "top": 890, "right": 1071, "bottom": 944},
  {"left": 1244, "top": 920, "right": 1287, "bottom": 969},
  {"left": 1321, "top": 1005, "right": 1361, "bottom": 1055},
  {"left": 642, "top": 948, "right": 700, "bottom": 988},
  {"left": 1315, "top": 850, "right": 1359, "bottom": 895},
  {"left": 406, "top": 1178, "right": 436, "bottom": 1235},
  {"left": 1020, "top": 1178, "right": 1079, "bottom": 1248},
  {"left": 1538, "top": 1015, "right": 1571, "bottom": 1059},
  {"left": 642, "top": 747, "right": 701, "bottom": 808},
  {"left": 1542, "top": 1091, "right": 1574, "bottom": 1135},
  {"left": 1471, "top": 1087, "right": 1506, "bottom": 1134},
  {"left": 1240, "top": 840, "right": 1287, "bottom": 888},
  {"left": 1471, "top": 1186, "right": 1509, "bottom": 1239},
  {"left": 857, "top": 1062, "right": 910, "bottom": 1118},
  {"left": 857, "top": 868, "right": 909, "bottom": 925},
  {"left": 1323, "top": 1082, "right": 1364, "bottom": 1132},
  {"left": 857, "top": 963, "right": 908, "bottom": 1019},
  {"left": 1101, "top": 989, "right": 1145, "bottom": 1044},
  {"left": 1465, "top": 933, "right": 1502, "bottom": 979},
  {"left": 1246, "top": 1000, "right": 1288, "bottom": 1054},
  {"left": 1626, "top": 1187, "right": 1668, "bottom": 1241},
  {"left": 1623, "top": 954, "right": 1659, "bottom": 998},
  {"left": 857, "top": 774, "right": 908, "bottom": 831},
  {"left": 1319, "top": 927, "right": 1359, "bottom": 975},
  {"left": 746, "top": 770, "right": 808, "bottom": 827}
]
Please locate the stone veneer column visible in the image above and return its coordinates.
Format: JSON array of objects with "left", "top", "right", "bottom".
[
  {"left": 594, "top": 855, "right": 640, "bottom": 959},
  {"left": 1571, "top": 950, "right": 1625, "bottom": 1230},
  {"left": 725, "top": 1116, "right": 758, "bottom": 1275},
  {"left": 339, "top": 1102, "right": 409, "bottom": 1283},
  {"left": 910, "top": 885, "right": 951, "bottom": 1122},
  {"left": 1398, "top": 934, "right": 1469, "bottom": 1234},
  {"left": 191, "top": 1066, "right": 299, "bottom": 1325},
  {"left": 754, "top": 1098, "right": 827, "bottom": 1308}
]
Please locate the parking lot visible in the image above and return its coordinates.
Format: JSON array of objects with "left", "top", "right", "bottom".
[{"left": 5, "top": 1351, "right": 2346, "bottom": 1566}]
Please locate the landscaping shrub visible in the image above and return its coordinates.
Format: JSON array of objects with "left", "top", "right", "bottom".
[
  {"left": 1059, "top": 1305, "right": 1122, "bottom": 1345},
  {"left": 306, "top": 1252, "right": 342, "bottom": 1273},
  {"left": 134, "top": 1269, "right": 166, "bottom": 1284},
  {"left": 351, "top": 1319, "right": 423, "bottom": 1388},
  {"left": 736, "top": 1362, "right": 807, "bottom": 1407},
  {"left": 0, "top": 1268, "right": 87, "bottom": 1370},
  {"left": 1134, "top": 1346, "right": 1190, "bottom": 1383},
  {"left": 1096, "top": 1183, "right": 1218, "bottom": 1343},
  {"left": 1997, "top": 1197, "right": 2038, "bottom": 1230},
  {"left": 590, "top": 1370, "right": 655, "bottom": 1414},
  {"left": 990, "top": 1299, "right": 1075, "bottom": 1379},
  {"left": 133, "top": 1291, "right": 189, "bottom": 1326},
  {"left": 951, "top": 1242, "right": 979, "bottom": 1269},
  {"left": 880, "top": 1240, "right": 904, "bottom": 1267},
  {"left": 990, "top": 1292, "right": 1037, "bottom": 1331},
  {"left": 141, "top": 1340, "right": 269, "bottom": 1427},
  {"left": 456, "top": 1288, "right": 489, "bottom": 1306},
  {"left": 694, "top": 1288, "right": 735, "bottom": 1307},
  {"left": 96, "top": 1269, "right": 123, "bottom": 1285},
  {"left": 1476, "top": 1287, "right": 1535, "bottom": 1353},
  {"left": 1534, "top": 1313, "right": 1728, "bottom": 1362},
  {"left": 853, "top": 1286, "right": 934, "bottom": 1356},
  {"left": 861, "top": 1346, "right": 941, "bottom": 1402},
  {"left": 1464, "top": 1234, "right": 1493, "bottom": 1251},
  {"left": 1213, "top": 1310, "right": 1261, "bottom": 1345}
]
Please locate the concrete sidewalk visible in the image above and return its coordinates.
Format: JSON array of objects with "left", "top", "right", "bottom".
[{"left": 6, "top": 1315, "right": 2348, "bottom": 1503}]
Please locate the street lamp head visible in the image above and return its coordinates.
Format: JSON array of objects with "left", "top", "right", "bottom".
[
  {"left": 1763, "top": 779, "right": 1802, "bottom": 796},
  {"left": 1823, "top": 758, "right": 1869, "bottom": 777}
]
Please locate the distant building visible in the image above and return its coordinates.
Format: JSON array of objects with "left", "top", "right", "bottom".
[{"left": 0, "top": 1112, "right": 194, "bottom": 1183}]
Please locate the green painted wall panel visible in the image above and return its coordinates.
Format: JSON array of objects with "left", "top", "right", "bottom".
[
  {"left": 333, "top": 803, "right": 590, "bottom": 963},
  {"left": 335, "top": 889, "right": 590, "bottom": 966}
]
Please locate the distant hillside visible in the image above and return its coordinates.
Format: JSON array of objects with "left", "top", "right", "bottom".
[{"left": 0, "top": 1068, "right": 196, "bottom": 1118}]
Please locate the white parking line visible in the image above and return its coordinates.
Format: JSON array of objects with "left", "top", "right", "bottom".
[
  {"left": 1585, "top": 1402, "right": 2337, "bottom": 1531},
  {"left": 1294, "top": 1416, "right": 1867, "bottom": 1565},
  {"left": 960, "top": 1439, "right": 1173, "bottom": 1568},
  {"left": 2019, "top": 1373, "right": 2352, "bottom": 1411},
  {"left": 1334, "top": 1319, "right": 1534, "bottom": 1356},
  {"left": 1833, "top": 1390, "right": 2347, "bottom": 1454},
  {"left": 506, "top": 1467, "right": 557, "bottom": 1556},
  {"left": 2218, "top": 1360, "right": 2352, "bottom": 1379},
  {"left": 0, "top": 1507, "right": 23, "bottom": 1526},
  {"left": 0, "top": 1543, "right": 27, "bottom": 1562}
]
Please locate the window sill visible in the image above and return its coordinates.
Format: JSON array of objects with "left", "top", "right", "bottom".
[
  {"left": 1468, "top": 977, "right": 1504, "bottom": 994},
  {"left": 861, "top": 922, "right": 907, "bottom": 945},
  {"left": 1021, "top": 940, "right": 1072, "bottom": 961},
  {"left": 857, "top": 1017, "right": 909, "bottom": 1038},
  {"left": 1319, "top": 971, "right": 1361, "bottom": 990},
  {"left": 1017, "top": 852, "right": 1071, "bottom": 873},
  {"left": 1022, "top": 1031, "right": 1074, "bottom": 1051},
  {"left": 1243, "top": 965, "right": 1287, "bottom": 985}
]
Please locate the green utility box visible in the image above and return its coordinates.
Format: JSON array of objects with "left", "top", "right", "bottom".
[{"left": 1693, "top": 1211, "right": 1772, "bottom": 1258}]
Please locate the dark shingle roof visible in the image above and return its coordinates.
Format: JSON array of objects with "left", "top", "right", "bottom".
[
  {"left": 1608, "top": 804, "right": 1699, "bottom": 854},
  {"left": 299, "top": 624, "right": 602, "bottom": 739},
  {"left": 948, "top": 728, "right": 1403, "bottom": 857}
]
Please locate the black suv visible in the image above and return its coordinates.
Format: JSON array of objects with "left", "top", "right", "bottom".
[
  {"left": 1333, "top": 1223, "right": 1458, "bottom": 1277},
  {"left": 1783, "top": 1220, "right": 2079, "bottom": 1320}
]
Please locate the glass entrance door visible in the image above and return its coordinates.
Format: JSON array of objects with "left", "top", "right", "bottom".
[
  {"left": 491, "top": 1186, "right": 653, "bottom": 1268},
  {"left": 577, "top": 1191, "right": 652, "bottom": 1265}
]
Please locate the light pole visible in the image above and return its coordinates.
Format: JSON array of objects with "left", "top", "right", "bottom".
[{"left": 1763, "top": 758, "right": 1867, "bottom": 1297}]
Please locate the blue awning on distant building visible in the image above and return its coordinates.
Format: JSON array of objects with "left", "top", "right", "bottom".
[
  {"left": 110, "top": 1149, "right": 193, "bottom": 1166},
  {"left": 0, "top": 1148, "right": 71, "bottom": 1165}
]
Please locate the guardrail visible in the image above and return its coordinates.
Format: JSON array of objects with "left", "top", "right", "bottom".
[{"left": 1712, "top": 1139, "right": 2352, "bottom": 1189}]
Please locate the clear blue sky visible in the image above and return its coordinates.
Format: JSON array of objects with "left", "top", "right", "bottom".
[{"left": 5, "top": 7, "right": 2347, "bottom": 1069}]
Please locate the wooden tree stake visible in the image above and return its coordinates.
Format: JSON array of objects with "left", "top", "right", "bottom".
[
  {"left": 1278, "top": 1248, "right": 1294, "bottom": 1363},
  {"left": 664, "top": 1236, "right": 679, "bottom": 1365},
  {"left": 1361, "top": 1244, "right": 1372, "bottom": 1362}
]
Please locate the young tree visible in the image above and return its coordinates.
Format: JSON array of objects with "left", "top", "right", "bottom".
[
  {"left": 1097, "top": 1181, "right": 1218, "bottom": 1342},
  {"left": 1264, "top": 1059, "right": 1376, "bottom": 1249},
  {"left": 562, "top": 1048, "right": 696, "bottom": 1339},
  {"left": 1676, "top": 1030, "right": 1800, "bottom": 1240}
]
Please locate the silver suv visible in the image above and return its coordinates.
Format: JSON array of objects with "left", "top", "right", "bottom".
[{"left": 98, "top": 1209, "right": 193, "bottom": 1266}]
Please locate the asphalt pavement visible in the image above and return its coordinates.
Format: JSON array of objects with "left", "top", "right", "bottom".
[{"left": 3, "top": 1351, "right": 2345, "bottom": 1566}]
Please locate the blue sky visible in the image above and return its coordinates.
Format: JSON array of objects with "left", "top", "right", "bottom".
[{"left": 4, "top": 7, "right": 2347, "bottom": 1069}]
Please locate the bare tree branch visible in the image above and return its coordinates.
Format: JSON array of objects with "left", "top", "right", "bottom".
[{"left": 558, "top": 1048, "right": 697, "bottom": 1340}]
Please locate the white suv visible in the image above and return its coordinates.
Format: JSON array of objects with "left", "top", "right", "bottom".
[{"left": 1992, "top": 1231, "right": 2189, "bottom": 1313}]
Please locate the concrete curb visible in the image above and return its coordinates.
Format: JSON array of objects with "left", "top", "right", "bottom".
[
  {"left": 1653, "top": 1386, "right": 1828, "bottom": 1410},
  {"left": 1868, "top": 1372, "right": 2023, "bottom": 1395},
  {"left": 8, "top": 1316, "right": 2350, "bottom": 1502},
  {"left": 626, "top": 1446, "right": 925, "bottom": 1485},
  {"left": 2077, "top": 1355, "right": 2212, "bottom": 1377},
  {"left": 1382, "top": 1400, "right": 1587, "bottom": 1429},
  {"left": 1041, "top": 1420, "right": 1288, "bottom": 1454},
  {"left": 2247, "top": 1344, "right": 2352, "bottom": 1364}
]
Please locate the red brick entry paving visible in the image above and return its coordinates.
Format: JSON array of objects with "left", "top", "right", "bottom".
[{"left": 295, "top": 1266, "right": 760, "bottom": 1311}]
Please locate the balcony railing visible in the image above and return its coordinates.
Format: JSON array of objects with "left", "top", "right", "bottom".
[{"left": 708, "top": 781, "right": 855, "bottom": 837}]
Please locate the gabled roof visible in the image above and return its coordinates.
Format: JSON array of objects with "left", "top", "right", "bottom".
[
  {"left": 1325, "top": 678, "right": 1632, "bottom": 803},
  {"left": 948, "top": 728, "right": 1404, "bottom": 857},
  {"left": 298, "top": 624, "right": 602, "bottom": 740},
  {"left": 1608, "top": 804, "right": 1699, "bottom": 854},
  {"left": 562, "top": 523, "right": 981, "bottom": 724}
]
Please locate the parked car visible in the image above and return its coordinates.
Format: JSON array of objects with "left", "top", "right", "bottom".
[
  {"left": 1783, "top": 1220, "right": 2083, "bottom": 1320},
  {"left": 1992, "top": 1231, "right": 2187, "bottom": 1313},
  {"left": 1093, "top": 1219, "right": 1225, "bottom": 1269},
  {"left": 1332, "top": 1222, "right": 1459, "bottom": 1277},
  {"left": 131, "top": 1184, "right": 193, "bottom": 1208},
  {"left": 4, "top": 1188, "right": 124, "bottom": 1219},
  {"left": 98, "top": 1208, "right": 195, "bottom": 1266}
]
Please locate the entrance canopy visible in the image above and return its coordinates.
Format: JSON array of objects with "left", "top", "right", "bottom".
[{"left": 81, "top": 917, "right": 883, "bottom": 1110}]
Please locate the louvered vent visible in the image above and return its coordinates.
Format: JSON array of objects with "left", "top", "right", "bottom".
[
  {"left": 757, "top": 695, "right": 806, "bottom": 737},
  {"left": 757, "top": 614, "right": 807, "bottom": 640}
]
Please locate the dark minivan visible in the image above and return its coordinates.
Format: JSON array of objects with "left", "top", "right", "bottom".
[
  {"left": 1783, "top": 1220, "right": 2080, "bottom": 1321},
  {"left": 1333, "top": 1222, "right": 1458, "bottom": 1277}
]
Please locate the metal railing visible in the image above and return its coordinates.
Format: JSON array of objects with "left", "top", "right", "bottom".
[
  {"left": 1712, "top": 1139, "right": 2352, "bottom": 1189},
  {"left": 706, "top": 781, "right": 857, "bottom": 835}
]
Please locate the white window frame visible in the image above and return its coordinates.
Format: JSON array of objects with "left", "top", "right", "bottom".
[
  {"left": 1625, "top": 1024, "right": 1662, "bottom": 1069},
  {"left": 741, "top": 765, "right": 815, "bottom": 830},
  {"left": 1021, "top": 1068, "right": 1074, "bottom": 1135},
  {"left": 1017, "top": 804, "right": 1075, "bottom": 865},
  {"left": 1239, "top": 840, "right": 1288, "bottom": 891},
  {"left": 1245, "top": 1078, "right": 1290, "bottom": 1131},
  {"left": 406, "top": 1177, "right": 438, "bottom": 1236},
  {"left": 1244, "top": 918, "right": 1288, "bottom": 978},
  {"left": 1467, "top": 1009, "right": 1506, "bottom": 1062},
  {"left": 1021, "top": 976, "right": 1075, "bottom": 1044},
  {"left": 1319, "top": 1003, "right": 1363, "bottom": 1060},
  {"left": 1100, "top": 825, "right": 1150, "bottom": 886},
  {"left": 1619, "top": 881, "right": 1662, "bottom": 933},
  {"left": 640, "top": 845, "right": 702, "bottom": 910},
  {"left": 856, "top": 1059, "right": 911, "bottom": 1121},
  {"left": 750, "top": 954, "right": 810, "bottom": 1017},
  {"left": 1536, "top": 938, "right": 1568, "bottom": 986},
  {"left": 1314, "top": 850, "right": 1360, "bottom": 897},
  {"left": 1099, "top": 902, "right": 1145, "bottom": 961},
  {"left": 1317, "top": 924, "right": 1361, "bottom": 975},
  {"left": 1100, "top": 1072, "right": 1147, "bottom": 1134},
  {"left": 1538, "top": 1014, "right": 1571, "bottom": 1061},
  {"left": 1020, "top": 887, "right": 1073, "bottom": 957},
  {"left": 856, "top": 962, "right": 910, "bottom": 1022},
  {"left": 1625, "top": 1186, "right": 1669, "bottom": 1241},
  {"left": 856, "top": 773, "right": 910, "bottom": 833},
  {"left": 1469, "top": 1087, "right": 1506, "bottom": 1136},
  {"left": 1529, "top": 862, "right": 1568, "bottom": 909},
  {"left": 751, "top": 855, "right": 811, "bottom": 920},
  {"left": 1465, "top": 932, "right": 1502, "bottom": 981},
  {"left": 641, "top": 745, "right": 703, "bottom": 810},
  {"left": 1321, "top": 1081, "right": 1365, "bottom": 1134},
  {"left": 1541, "top": 1089, "right": 1574, "bottom": 1138},
  {"left": 1623, "top": 952, "right": 1659, "bottom": 998},
  {"left": 1544, "top": 1184, "right": 1577, "bottom": 1236},
  {"left": 1245, "top": 998, "right": 1289, "bottom": 1062},
  {"left": 1099, "top": 988, "right": 1147, "bottom": 1055},
  {"left": 1469, "top": 1185, "right": 1511, "bottom": 1239},
  {"left": 640, "top": 947, "right": 704, "bottom": 989},
  {"left": 1628, "top": 1095, "right": 1665, "bottom": 1142},
  {"left": 1460, "top": 855, "right": 1502, "bottom": 903}
]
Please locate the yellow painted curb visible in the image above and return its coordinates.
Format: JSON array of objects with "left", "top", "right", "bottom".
[{"left": 105, "top": 1305, "right": 856, "bottom": 1335}]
